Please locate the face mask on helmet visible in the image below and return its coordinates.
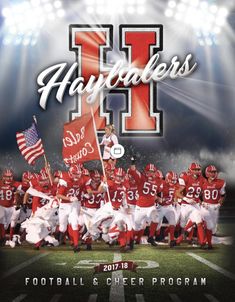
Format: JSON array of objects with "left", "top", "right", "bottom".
[
  {"left": 144, "top": 164, "right": 157, "bottom": 180},
  {"left": 189, "top": 163, "right": 201, "bottom": 178},
  {"left": 145, "top": 171, "right": 156, "bottom": 181},
  {"left": 69, "top": 166, "right": 82, "bottom": 180},
  {"left": 38, "top": 175, "right": 49, "bottom": 187},
  {"left": 205, "top": 165, "right": 218, "bottom": 180},
  {"left": 114, "top": 168, "right": 125, "bottom": 184},
  {"left": 2, "top": 169, "right": 13, "bottom": 185},
  {"left": 166, "top": 171, "right": 178, "bottom": 184},
  {"left": 90, "top": 170, "right": 101, "bottom": 184},
  {"left": 22, "top": 171, "right": 32, "bottom": 183},
  {"left": 83, "top": 169, "right": 90, "bottom": 177}
]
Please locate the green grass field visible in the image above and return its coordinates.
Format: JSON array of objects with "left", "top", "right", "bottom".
[{"left": 1, "top": 223, "right": 235, "bottom": 302}]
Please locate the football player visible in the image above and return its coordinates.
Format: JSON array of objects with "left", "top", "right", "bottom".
[
  {"left": 56, "top": 165, "right": 86, "bottom": 252},
  {"left": 106, "top": 168, "right": 132, "bottom": 252},
  {"left": 176, "top": 163, "right": 205, "bottom": 246},
  {"left": 0, "top": 169, "right": 21, "bottom": 246},
  {"left": 201, "top": 165, "right": 226, "bottom": 249},
  {"left": 82, "top": 170, "right": 104, "bottom": 250},
  {"left": 156, "top": 171, "right": 179, "bottom": 247},
  {"left": 126, "top": 168, "right": 139, "bottom": 248},
  {"left": 129, "top": 160, "right": 163, "bottom": 246}
]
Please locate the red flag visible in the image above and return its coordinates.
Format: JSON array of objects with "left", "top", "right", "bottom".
[
  {"left": 16, "top": 123, "right": 45, "bottom": 165},
  {"left": 62, "top": 113, "right": 101, "bottom": 165}
]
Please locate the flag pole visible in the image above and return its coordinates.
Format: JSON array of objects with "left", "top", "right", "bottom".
[
  {"left": 33, "top": 115, "right": 53, "bottom": 186},
  {"left": 90, "top": 107, "right": 111, "bottom": 204}
]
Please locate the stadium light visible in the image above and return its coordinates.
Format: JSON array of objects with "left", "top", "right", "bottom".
[
  {"left": 85, "top": 0, "right": 146, "bottom": 16},
  {"left": 1, "top": 0, "right": 66, "bottom": 47},
  {"left": 164, "top": 0, "right": 229, "bottom": 46}
]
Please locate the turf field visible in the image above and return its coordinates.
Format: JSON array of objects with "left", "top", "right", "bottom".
[{"left": 0, "top": 223, "right": 235, "bottom": 302}]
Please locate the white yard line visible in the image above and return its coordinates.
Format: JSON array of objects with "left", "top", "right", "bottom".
[
  {"left": 187, "top": 252, "right": 235, "bottom": 281},
  {"left": 204, "top": 294, "right": 220, "bottom": 302},
  {"left": 136, "top": 294, "right": 145, "bottom": 302},
  {"left": 169, "top": 293, "right": 182, "bottom": 302},
  {"left": 88, "top": 294, "right": 98, "bottom": 302},
  {"left": 1, "top": 252, "right": 49, "bottom": 280},
  {"left": 12, "top": 294, "right": 27, "bottom": 302},
  {"left": 49, "top": 294, "right": 62, "bottom": 302},
  {"left": 109, "top": 253, "right": 125, "bottom": 302}
]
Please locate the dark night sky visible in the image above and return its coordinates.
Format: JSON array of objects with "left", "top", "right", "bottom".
[{"left": 0, "top": 0, "right": 234, "bottom": 185}]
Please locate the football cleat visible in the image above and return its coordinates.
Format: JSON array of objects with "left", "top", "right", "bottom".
[
  {"left": 147, "top": 236, "right": 158, "bottom": 247},
  {"left": 120, "top": 245, "right": 130, "bottom": 253},
  {"left": 86, "top": 244, "right": 92, "bottom": 251},
  {"left": 129, "top": 240, "right": 134, "bottom": 250},
  {"left": 73, "top": 245, "right": 81, "bottom": 253}
]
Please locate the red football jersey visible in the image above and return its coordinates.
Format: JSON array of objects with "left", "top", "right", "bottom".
[
  {"left": 57, "top": 175, "right": 87, "bottom": 201},
  {"left": 82, "top": 179, "right": 104, "bottom": 209},
  {"left": 179, "top": 174, "right": 205, "bottom": 204},
  {"left": 159, "top": 181, "right": 179, "bottom": 206},
  {"left": 128, "top": 169, "right": 162, "bottom": 207},
  {"left": 18, "top": 182, "right": 33, "bottom": 208},
  {"left": 31, "top": 184, "right": 55, "bottom": 214},
  {"left": 126, "top": 183, "right": 139, "bottom": 206},
  {"left": 108, "top": 180, "right": 127, "bottom": 209},
  {"left": 202, "top": 178, "right": 226, "bottom": 204},
  {"left": 0, "top": 181, "right": 21, "bottom": 207}
]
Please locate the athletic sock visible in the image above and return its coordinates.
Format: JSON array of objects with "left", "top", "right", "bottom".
[{"left": 149, "top": 222, "right": 158, "bottom": 237}]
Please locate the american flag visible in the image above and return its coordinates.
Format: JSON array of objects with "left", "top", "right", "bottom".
[{"left": 16, "top": 123, "right": 45, "bottom": 165}]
